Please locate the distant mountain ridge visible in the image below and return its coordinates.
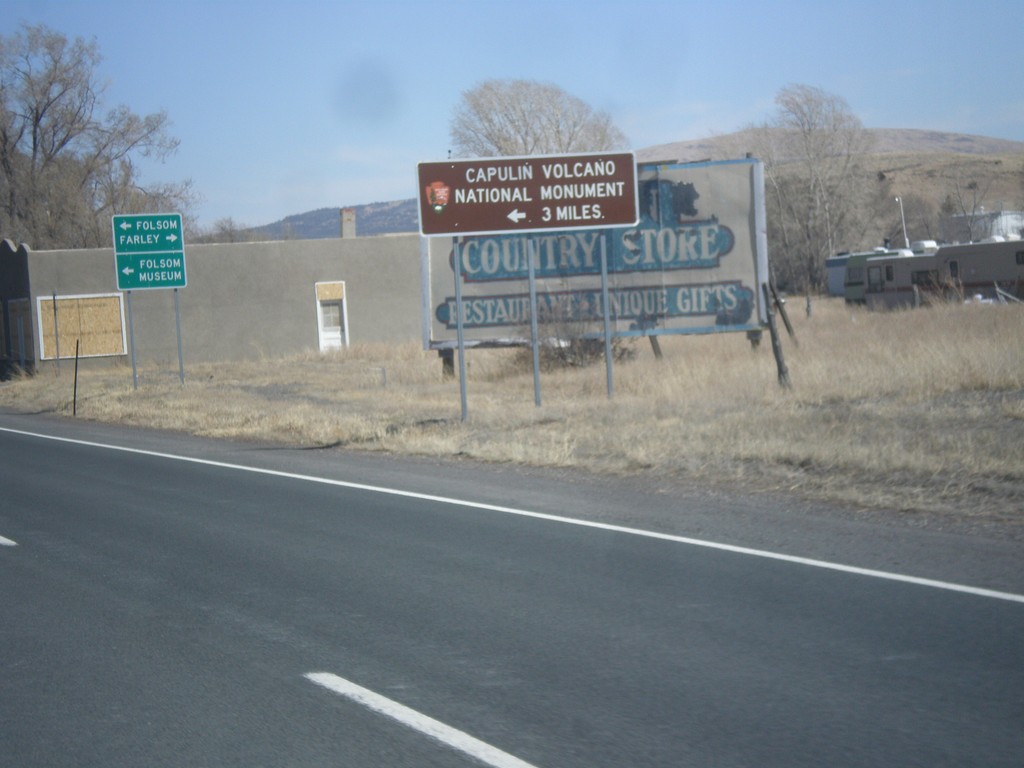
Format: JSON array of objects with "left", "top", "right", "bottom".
[
  {"left": 249, "top": 199, "right": 418, "bottom": 240},
  {"left": 249, "top": 128, "right": 1024, "bottom": 240}
]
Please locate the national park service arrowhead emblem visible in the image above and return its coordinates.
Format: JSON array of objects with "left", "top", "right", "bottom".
[{"left": 425, "top": 181, "right": 450, "bottom": 213}]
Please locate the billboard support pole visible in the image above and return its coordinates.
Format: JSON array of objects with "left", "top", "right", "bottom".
[
  {"left": 762, "top": 282, "right": 791, "bottom": 389},
  {"left": 527, "top": 237, "right": 541, "bottom": 407},
  {"left": 453, "top": 237, "right": 469, "bottom": 421},
  {"left": 600, "top": 233, "right": 614, "bottom": 399}
]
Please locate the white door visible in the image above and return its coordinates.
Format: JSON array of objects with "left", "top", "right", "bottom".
[
  {"left": 316, "top": 281, "right": 348, "bottom": 351},
  {"left": 318, "top": 301, "right": 344, "bottom": 350}
]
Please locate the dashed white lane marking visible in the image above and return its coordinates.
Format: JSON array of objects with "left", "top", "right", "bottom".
[
  {"left": 0, "top": 534, "right": 17, "bottom": 546},
  {"left": 305, "top": 672, "right": 541, "bottom": 768},
  {"left": 2, "top": 425, "right": 1023, "bottom": 604}
]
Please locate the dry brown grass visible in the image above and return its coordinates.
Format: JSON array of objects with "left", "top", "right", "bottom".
[{"left": 2, "top": 299, "right": 1022, "bottom": 523}]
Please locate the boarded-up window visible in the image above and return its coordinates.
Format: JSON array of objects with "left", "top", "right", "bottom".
[
  {"left": 37, "top": 293, "right": 126, "bottom": 359},
  {"left": 315, "top": 282, "right": 345, "bottom": 302}
]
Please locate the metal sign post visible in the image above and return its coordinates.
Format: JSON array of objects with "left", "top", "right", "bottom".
[
  {"left": 527, "top": 237, "right": 541, "bottom": 407},
  {"left": 174, "top": 288, "right": 185, "bottom": 385},
  {"left": 52, "top": 291, "right": 60, "bottom": 375},
  {"left": 126, "top": 290, "right": 138, "bottom": 390}
]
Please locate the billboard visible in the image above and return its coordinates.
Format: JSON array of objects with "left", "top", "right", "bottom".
[{"left": 421, "top": 158, "right": 768, "bottom": 348}]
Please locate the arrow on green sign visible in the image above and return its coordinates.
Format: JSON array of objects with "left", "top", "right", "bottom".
[{"left": 113, "top": 214, "right": 184, "bottom": 254}]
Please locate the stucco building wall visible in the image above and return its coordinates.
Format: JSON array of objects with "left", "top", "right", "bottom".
[{"left": 0, "top": 234, "right": 424, "bottom": 371}]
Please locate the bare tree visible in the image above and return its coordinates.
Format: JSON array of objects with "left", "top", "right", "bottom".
[
  {"left": 1019, "top": 156, "right": 1024, "bottom": 211},
  {"left": 449, "top": 79, "right": 627, "bottom": 157},
  {"left": 0, "top": 23, "right": 194, "bottom": 248},
  {"left": 192, "top": 217, "right": 259, "bottom": 244},
  {"left": 747, "top": 85, "right": 877, "bottom": 292},
  {"left": 939, "top": 162, "right": 997, "bottom": 242}
]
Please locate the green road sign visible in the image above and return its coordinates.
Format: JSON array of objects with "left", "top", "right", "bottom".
[{"left": 112, "top": 213, "right": 187, "bottom": 290}]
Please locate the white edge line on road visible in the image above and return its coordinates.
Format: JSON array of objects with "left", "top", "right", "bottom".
[
  {"left": 2, "top": 425, "right": 1022, "bottom": 604},
  {"left": 305, "top": 672, "right": 540, "bottom": 768},
  {"left": 0, "top": 534, "right": 17, "bottom": 546}
]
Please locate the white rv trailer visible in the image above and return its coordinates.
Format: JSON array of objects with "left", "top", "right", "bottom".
[
  {"left": 838, "top": 248, "right": 912, "bottom": 303},
  {"left": 860, "top": 238, "right": 1024, "bottom": 309}
]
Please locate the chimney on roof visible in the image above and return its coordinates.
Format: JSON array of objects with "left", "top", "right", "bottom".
[{"left": 340, "top": 208, "right": 356, "bottom": 238}]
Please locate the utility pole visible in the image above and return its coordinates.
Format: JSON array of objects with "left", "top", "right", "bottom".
[{"left": 895, "top": 196, "right": 910, "bottom": 248}]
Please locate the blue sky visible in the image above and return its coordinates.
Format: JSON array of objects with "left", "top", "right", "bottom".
[{"left": 7, "top": 0, "right": 1024, "bottom": 229}]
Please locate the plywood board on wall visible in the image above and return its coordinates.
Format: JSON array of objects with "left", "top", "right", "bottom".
[
  {"left": 315, "top": 281, "right": 346, "bottom": 301},
  {"left": 37, "top": 293, "right": 126, "bottom": 359}
]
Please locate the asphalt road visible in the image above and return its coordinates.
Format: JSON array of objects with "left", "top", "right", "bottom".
[{"left": 1, "top": 413, "right": 1022, "bottom": 767}]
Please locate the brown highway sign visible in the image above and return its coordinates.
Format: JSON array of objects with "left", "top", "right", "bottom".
[{"left": 418, "top": 151, "right": 639, "bottom": 237}]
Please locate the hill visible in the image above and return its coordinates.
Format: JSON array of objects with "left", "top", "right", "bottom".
[
  {"left": 635, "top": 127, "right": 1024, "bottom": 164},
  {"left": 247, "top": 129, "right": 1024, "bottom": 240},
  {"left": 248, "top": 199, "right": 418, "bottom": 240}
]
